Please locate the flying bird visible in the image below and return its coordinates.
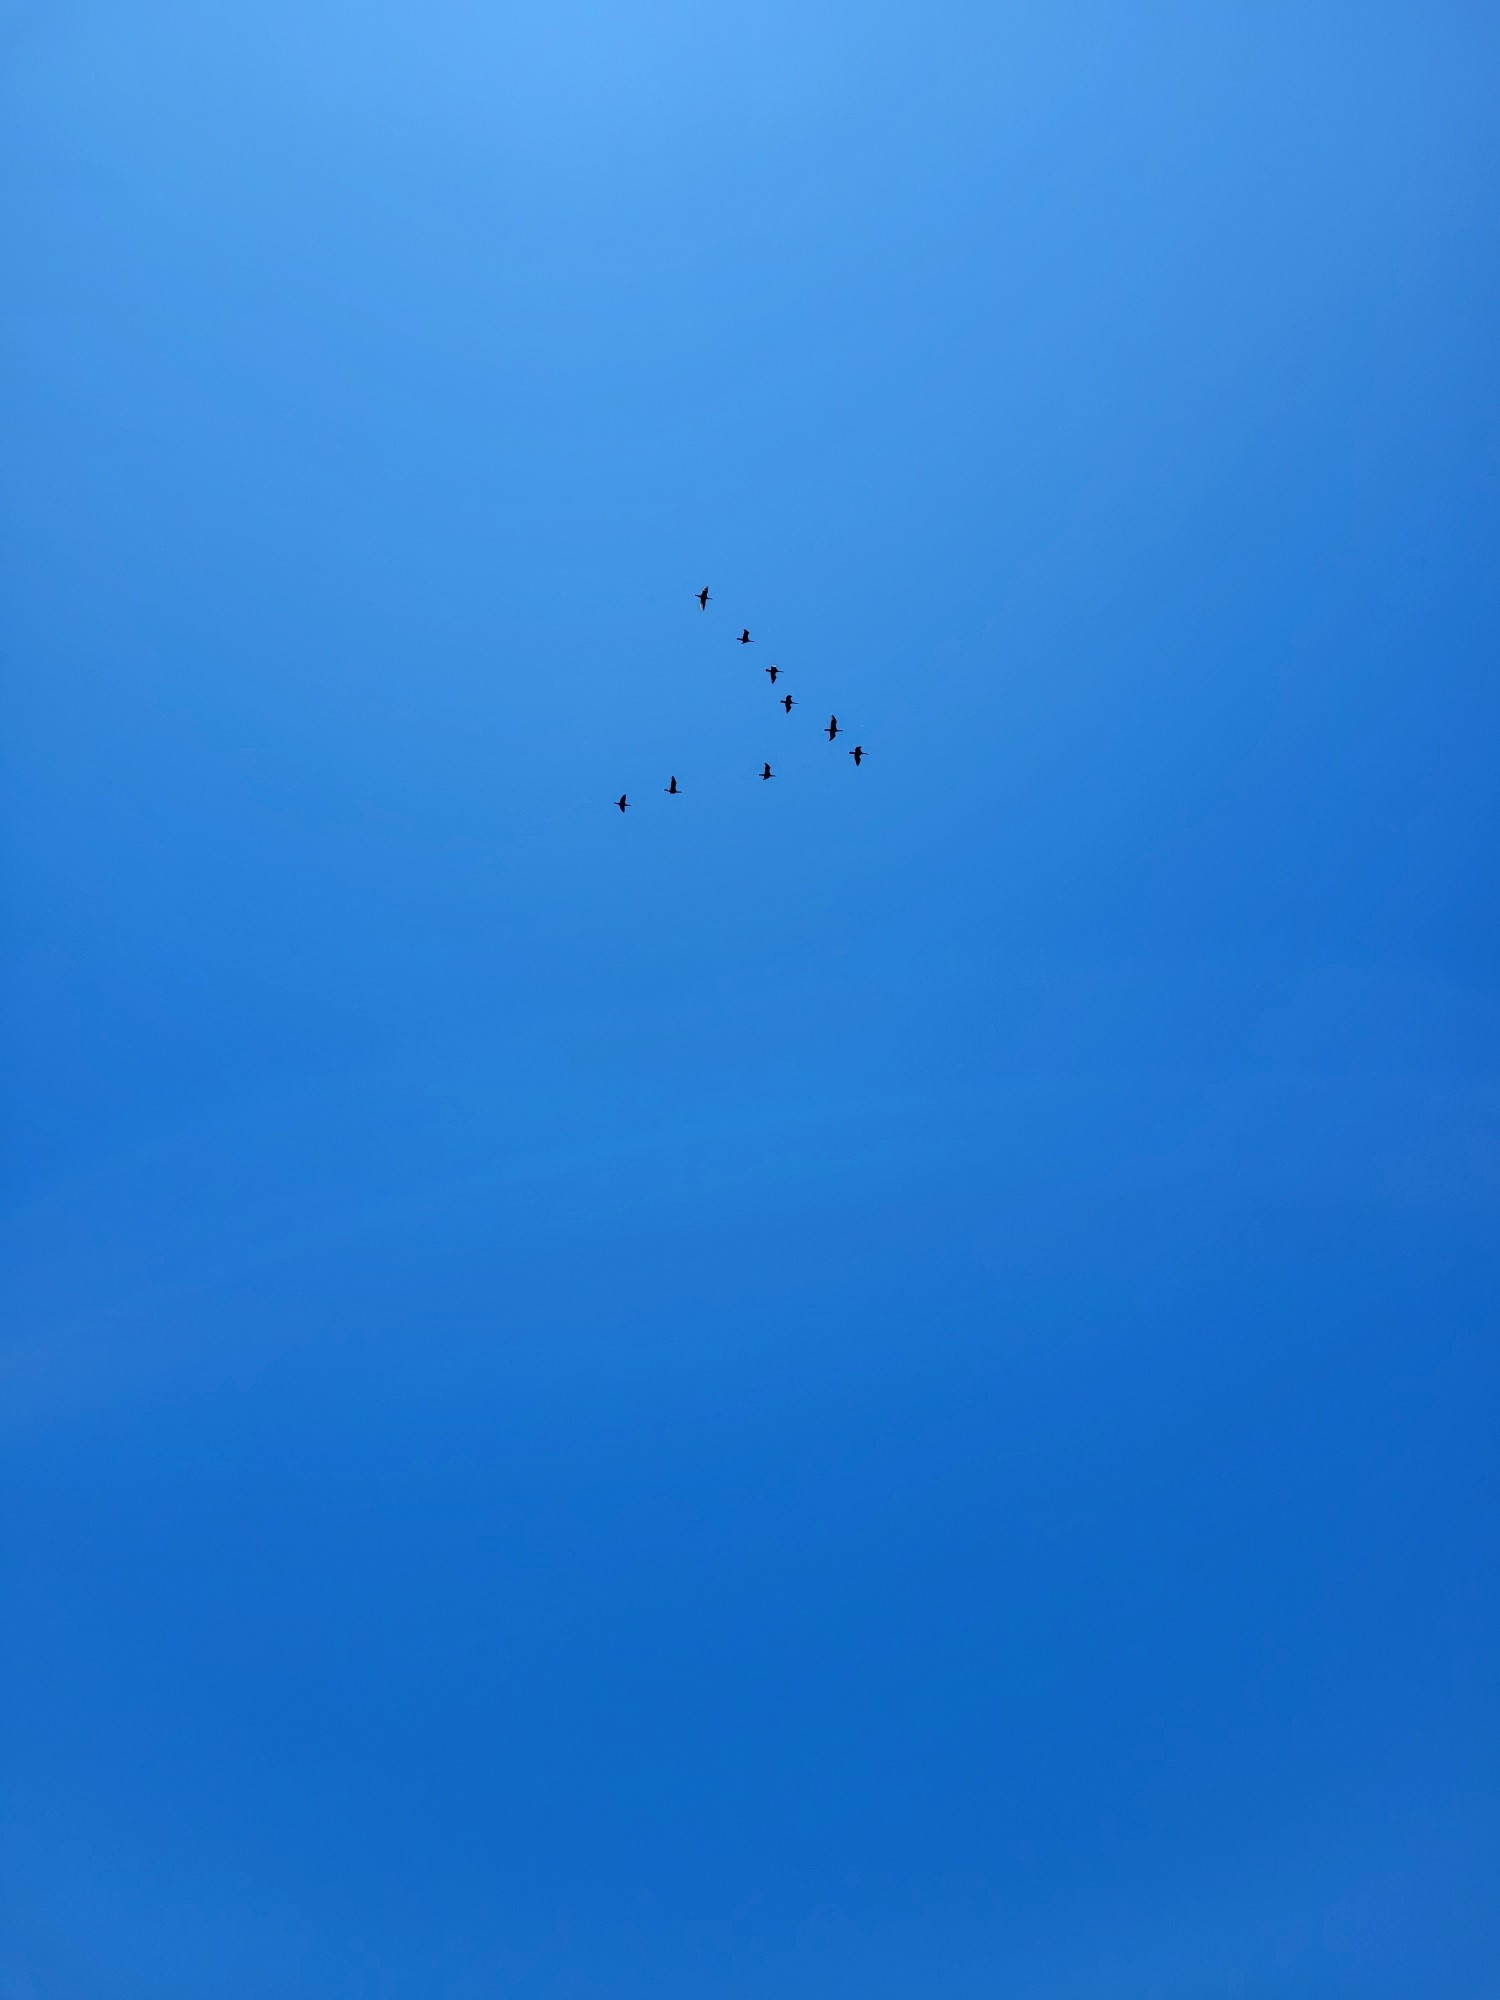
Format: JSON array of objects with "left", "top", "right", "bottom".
[
  {"left": 781, "top": 694, "right": 796, "bottom": 713},
  {"left": 697, "top": 587, "right": 711, "bottom": 610},
  {"left": 616, "top": 794, "right": 629, "bottom": 812},
  {"left": 737, "top": 628, "right": 753, "bottom": 645},
  {"left": 765, "top": 664, "right": 780, "bottom": 684},
  {"left": 849, "top": 745, "right": 864, "bottom": 766},
  {"left": 760, "top": 762, "right": 774, "bottom": 781},
  {"left": 665, "top": 775, "right": 680, "bottom": 794},
  {"left": 825, "top": 715, "right": 842, "bottom": 740}
]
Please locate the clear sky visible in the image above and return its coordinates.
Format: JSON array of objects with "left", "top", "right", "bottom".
[{"left": 2, "top": 4, "right": 1497, "bottom": 1995}]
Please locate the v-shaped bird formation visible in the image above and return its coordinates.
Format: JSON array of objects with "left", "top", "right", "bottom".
[{"left": 613, "top": 588, "right": 865, "bottom": 814}]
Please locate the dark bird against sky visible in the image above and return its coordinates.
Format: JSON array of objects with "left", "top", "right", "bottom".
[
  {"left": 616, "top": 793, "right": 629, "bottom": 812},
  {"left": 697, "top": 587, "right": 710, "bottom": 609},
  {"left": 760, "top": 762, "right": 774, "bottom": 780},
  {"left": 665, "top": 776, "right": 680, "bottom": 794},
  {"left": 766, "top": 664, "right": 780, "bottom": 684},
  {"left": 781, "top": 694, "right": 795, "bottom": 712},
  {"left": 737, "top": 628, "right": 753, "bottom": 645},
  {"left": 826, "top": 714, "right": 841, "bottom": 740},
  {"left": 849, "top": 745, "right": 864, "bottom": 766}
]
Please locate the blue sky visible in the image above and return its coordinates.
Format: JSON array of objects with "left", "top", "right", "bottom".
[{"left": 2, "top": 3, "right": 1497, "bottom": 1995}]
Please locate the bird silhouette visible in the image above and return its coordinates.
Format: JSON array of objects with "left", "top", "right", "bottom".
[
  {"left": 760, "top": 762, "right": 774, "bottom": 780},
  {"left": 849, "top": 745, "right": 864, "bottom": 766},
  {"left": 737, "top": 628, "right": 753, "bottom": 645},
  {"left": 765, "top": 663, "right": 780, "bottom": 684},
  {"left": 697, "top": 587, "right": 710, "bottom": 610},
  {"left": 781, "top": 693, "right": 796, "bottom": 713},
  {"left": 616, "top": 794, "right": 629, "bottom": 812},
  {"left": 665, "top": 775, "right": 680, "bottom": 794},
  {"left": 825, "top": 714, "right": 842, "bottom": 740}
]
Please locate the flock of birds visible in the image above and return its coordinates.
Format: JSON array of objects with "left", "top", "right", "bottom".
[{"left": 614, "top": 586, "right": 864, "bottom": 813}]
